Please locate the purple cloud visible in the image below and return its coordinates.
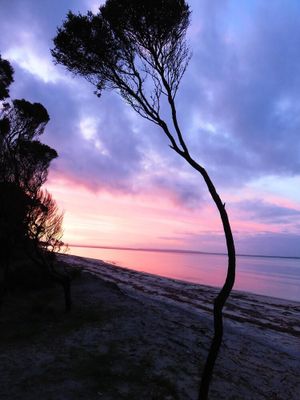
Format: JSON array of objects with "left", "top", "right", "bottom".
[
  {"left": 1, "top": 1, "right": 299, "bottom": 188},
  {"left": 234, "top": 199, "right": 300, "bottom": 225}
]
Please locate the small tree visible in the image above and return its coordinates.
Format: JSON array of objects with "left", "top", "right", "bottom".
[
  {"left": 52, "top": 0, "right": 236, "bottom": 396},
  {"left": 28, "top": 189, "right": 64, "bottom": 253},
  {"left": 0, "top": 56, "right": 71, "bottom": 311},
  {"left": 26, "top": 189, "right": 71, "bottom": 311}
]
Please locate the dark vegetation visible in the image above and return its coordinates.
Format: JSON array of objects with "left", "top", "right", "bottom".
[
  {"left": 0, "top": 55, "right": 71, "bottom": 312},
  {"left": 52, "top": 0, "right": 236, "bottom": 398}
]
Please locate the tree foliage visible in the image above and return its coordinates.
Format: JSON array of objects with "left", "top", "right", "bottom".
[
  {"left": 0, "top": 54, "right": 14, "bottom": 100},
  {"left": 0, "top": 97, "right": 59, "bottom": 253},
  {"left": 0, "top": 55, "right": 70, "bottom": 310},
  {"left": 52, "top": 0, "right": 190, "bottom": 129},
  {"left": 0, "top": 99, "right": 57, "bottom": 194},
  {"left": 53, "top": 1, "right": 236, "bottom": 396},
  {"left": 28, "top": 189, "right": 64, "bottom": 254}
]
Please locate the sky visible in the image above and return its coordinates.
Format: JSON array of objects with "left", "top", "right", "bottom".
[{"left": 0, "top": 0, "right": 300, "bottom": 257}]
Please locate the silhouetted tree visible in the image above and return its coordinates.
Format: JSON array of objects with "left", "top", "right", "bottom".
[
  {"left": 52, "top": 0, "right": 236, "bottom": 396},
  {"left": 0, "top": 56, "right": 71, "bottom": 311},
  {"left": 26, "top": 189, "right": 71, "bottom": 311},
  {"left": 0, "top": 99, "right": 56, "bottom": 192},
  {"left": 28, "top": 190, "right": 64, "bottom": 252},
  {"left": 0, "top": 54, "right": 14, "bottom": 101}
]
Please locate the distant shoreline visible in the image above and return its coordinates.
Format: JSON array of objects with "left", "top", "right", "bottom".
[{"left": 69, "top": 244, "right": 300, "bottom": 261}]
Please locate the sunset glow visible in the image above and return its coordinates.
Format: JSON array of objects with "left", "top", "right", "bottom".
[{"left": 46, "top": 171, "right": 300, "bottom": 257}]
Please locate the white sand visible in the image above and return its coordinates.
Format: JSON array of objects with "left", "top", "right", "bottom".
[
  {"left": 63, "top": 254, "right": 300, "bottom": 399},
  {"left": 0, "top": 253, "right": 299, "bottom": 400}
]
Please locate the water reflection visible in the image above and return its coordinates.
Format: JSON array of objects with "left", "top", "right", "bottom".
[{"left": 69, "top": 247, "right": 300, "bottom": 302}]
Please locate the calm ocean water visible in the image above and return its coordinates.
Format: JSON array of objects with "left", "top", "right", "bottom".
[{"left": 69, "top": 246, "right": 300, "bottom": 302}]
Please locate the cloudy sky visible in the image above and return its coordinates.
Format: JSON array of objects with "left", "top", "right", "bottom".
[{"left": 1, "top": 0, "right": 300, "bottom": 257}]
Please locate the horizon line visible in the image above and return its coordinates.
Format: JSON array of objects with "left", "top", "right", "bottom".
[{"left": 68, "top": 244, "right": 300, "bottom": 261}]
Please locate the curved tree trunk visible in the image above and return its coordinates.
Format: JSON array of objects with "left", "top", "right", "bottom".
[
  {"left": 183, "top": 156, "right": 236, "bottom": 400},
  {"left": 159, "top": 98, "right": 236, "bottom": 399}
]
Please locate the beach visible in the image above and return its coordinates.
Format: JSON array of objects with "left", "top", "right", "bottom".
[{"left": 0, "top": 253, "right": 299, "bottom": 399}]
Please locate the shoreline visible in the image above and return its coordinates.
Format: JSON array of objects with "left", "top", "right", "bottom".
[
  {"left": 67, "top": 247, "right": 300, "bottom": 303},
  {"left": 60, "top": 253, "right": 300, "bottom": 337},
  {"left": 1, "top": 253, "right": 299, "bottom": 399}
]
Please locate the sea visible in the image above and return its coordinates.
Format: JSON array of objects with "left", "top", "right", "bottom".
[{"left": 69, "top": 246, "right": 300, "bottom": 302}]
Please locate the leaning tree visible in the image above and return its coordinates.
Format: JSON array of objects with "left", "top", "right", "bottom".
[{"left": 52, "top": 0, "right": 236, "bottom": 397}]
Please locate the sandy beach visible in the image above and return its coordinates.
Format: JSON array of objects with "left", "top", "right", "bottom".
[{"left": 0, "top": 253, "right": 299, "bottom": 400}]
